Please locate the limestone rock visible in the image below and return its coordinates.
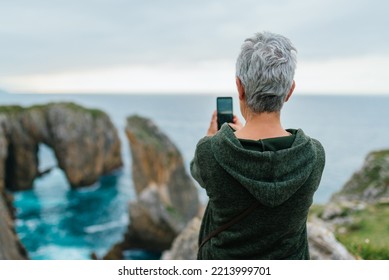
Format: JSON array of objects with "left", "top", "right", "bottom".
[
  {"left": 125, "top": 116, "right": 199, "bottom": 245},
  {"left": 0, "top": 128, "right": 27, "bottom": 259},
  {"left": 317, "top": 150, "right": 389, "bottom": 260},
  {"left": 0, "top": 192, "right": 28, "bottom": 259},
  {"left": 308, "top": 218, "right": 355, "bottom": 260},
  {"left": 321, "top": 201, "right": 366, "bottom": 222},
  {"left": 332, "top": 150, "right": 389, "bottom": 204},
  {"left": 45, "top": 103, "right": 122, "bottom": 187},
  {"left": 0, "top": 102, "right": 122, "bottom": 190},
  {"left": 104, "top": 116, "right": 199, "bottom": 258},
  {"left": 162, "top": 217, "right": 201, "bottom": 260},
  {"left": 0, "top": 102, "right": 122, "bottom": 260}
]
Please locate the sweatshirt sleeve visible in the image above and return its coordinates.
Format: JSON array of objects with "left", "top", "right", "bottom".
[{"left": 190, "top": 137, "right": 209, "bottom": 188}]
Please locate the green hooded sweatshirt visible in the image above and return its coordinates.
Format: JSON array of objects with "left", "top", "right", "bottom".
[{"left": 190, "top": 124, "right": 325, "bottom": 259}]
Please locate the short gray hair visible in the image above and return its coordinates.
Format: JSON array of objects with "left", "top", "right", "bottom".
[{"left": 235, "top": 32, "right": 297, "bottom": 113}]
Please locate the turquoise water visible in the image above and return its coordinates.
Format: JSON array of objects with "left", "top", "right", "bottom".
[
  {"left": 2, "top": 93, "right": 389, "bottom": 259},
  {"left": 13, "top": 169, "right": 131, "bottom": 259}
]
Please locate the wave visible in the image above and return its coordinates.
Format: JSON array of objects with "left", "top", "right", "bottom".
[{"left": 83, "top": 216, "right": 127, "bottom": 234}]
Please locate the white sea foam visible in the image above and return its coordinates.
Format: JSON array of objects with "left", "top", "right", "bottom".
[{"left": 84, "top": 215, "right": 127, "bottom": 234}]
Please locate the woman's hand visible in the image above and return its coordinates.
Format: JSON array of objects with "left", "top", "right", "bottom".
[
  {"left": 229, "top": 115, "right": 244, "bottom": 131},
  {"left": 207, "top": 111, "right": 218, "bottom": 136},
  {"left": 207, "top": 111, "right": 244, "bottom": 136}
]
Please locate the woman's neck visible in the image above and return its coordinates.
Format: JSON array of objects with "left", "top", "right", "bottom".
[{"left": 234, "top": 111, "right": 290, "bottom": 140}]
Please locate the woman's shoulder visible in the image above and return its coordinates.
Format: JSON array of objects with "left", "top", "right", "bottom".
[
  {"left": 194, "top": 136, "right": 213, "bottom": 157},
  {"left": 196, "top": 135, "right": 212, "bottom": 147},
  {"left": 294, "top": 129, "right": 326, "bottom": 163}
]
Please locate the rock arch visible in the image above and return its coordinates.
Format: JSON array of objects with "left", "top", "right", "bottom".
[
  {"left": 0, "top": 102, "right": 122, "bottom": 191},
  {"left": 0, "top": 102, "right": 122, "bottom": 259}
]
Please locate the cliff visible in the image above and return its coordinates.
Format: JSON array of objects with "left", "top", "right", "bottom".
[
  {"left": 0, "top": 190, "right": 27, "bottom": 259},
  {"left": 104, "top": 116, "right": 200, "bottom": 259},
  {"left": 318, "top": 149, "right": 389, "bottom": 259},
  {"left": 162, "top": 217, "right": 201, "bottom": 260},
  {"left": 0, "top": 102, "right": 122, "bottom": 260},
  {"left": 332, "top": 150, "right": 389, "bottom": 204}
]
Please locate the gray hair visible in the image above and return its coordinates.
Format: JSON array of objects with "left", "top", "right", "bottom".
[{"left": 235, "top": 32, "right": 297, "bottom": 113}]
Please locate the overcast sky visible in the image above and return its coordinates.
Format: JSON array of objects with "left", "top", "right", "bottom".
[{"left": 1, "top": 0, "right": 389, "bottom": 94}]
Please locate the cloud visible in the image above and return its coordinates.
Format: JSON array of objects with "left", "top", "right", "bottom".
[
  {"left": 0, "top": 61, "right": 236, "bottom": 94},
  {"left": 297, "top": 55, "right": 389, "bottom": 94},
  {"left": 2, "top": 54, "right": 389, "bottom": 95},
  {"left": 0, "top": 0, "right": 388, "bottom": 93}
]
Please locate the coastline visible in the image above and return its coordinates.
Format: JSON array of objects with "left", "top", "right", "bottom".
[{"left": 1, "top": 96, "right": 389, "bottom": 259}]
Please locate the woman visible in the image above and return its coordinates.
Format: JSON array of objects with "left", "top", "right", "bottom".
[{"left": 190, "top": 32, "right": 325, "bottom": 259}]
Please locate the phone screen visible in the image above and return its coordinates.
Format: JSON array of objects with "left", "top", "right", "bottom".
[{"left": 217, "top": 97, "right": 233, "bottom": 129}]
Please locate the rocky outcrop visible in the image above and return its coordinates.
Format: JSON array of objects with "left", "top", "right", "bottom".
[
  {"left": 331, "top": 150, "right": 389, "bottom": 204},
  {"left": 307, "top": 218, "right": 355, "bottom": 260},
  {"left": 1, "top": 107, "right": 30, "bottom": 259},
  {"left": 0, "top": 190, "right": 27, "bottom": 259},
  {"left": 161, "top": 217, "right": 201, "bottom": 260},
  {"left": 104, "top": 116, "right": 199, "bottom": 259},
  {"left": 0, "top": 102, "right": 122, "bottom": 260},
  {"left": 0, "top": 102, "right": 122, "bottom": 190},
  {"left": 315, "top": 149, "right": 389, "bottom": 260},
  {"left": 320, "top": 149, "right": 389, "bottom": 224}
]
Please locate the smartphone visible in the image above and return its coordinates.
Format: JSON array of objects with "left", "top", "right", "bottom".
[{"left": 217, "top": 97, "right": 233, "bottom": 130}]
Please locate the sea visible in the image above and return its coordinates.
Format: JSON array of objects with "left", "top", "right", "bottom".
[{"left": 1, "top": 93, "right": 389, "bottom": 260}]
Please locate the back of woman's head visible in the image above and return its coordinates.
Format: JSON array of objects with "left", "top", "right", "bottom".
[{"left": 235, "top": 32, "right": 297, "bottom": 113}]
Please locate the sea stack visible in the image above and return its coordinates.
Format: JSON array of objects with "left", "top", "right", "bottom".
[{"left": 104, "top": 116, "right": 199, "bottom": 258}]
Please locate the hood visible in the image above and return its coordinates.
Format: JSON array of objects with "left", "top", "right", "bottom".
[{"left": 211, "top": 124, "right": 318, "bottom": 207}]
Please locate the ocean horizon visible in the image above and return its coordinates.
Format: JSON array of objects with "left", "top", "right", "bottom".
[{"left": 2, "top": 92, "right": 389, "bottom": 259}]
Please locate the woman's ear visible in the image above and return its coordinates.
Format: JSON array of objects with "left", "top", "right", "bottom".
[
  {"left": 285, "top": 80, "right": 295, "bottom": 102},
  {"left": 236, "top": 77, "right": 245, "bottom": 101}
]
